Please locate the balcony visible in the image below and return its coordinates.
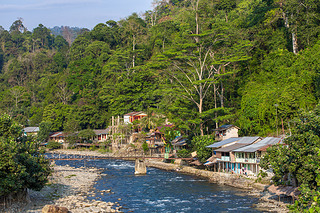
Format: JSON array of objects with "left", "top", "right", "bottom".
[
  {"left": 235, "top": 158, "right": 256, "bottom": 163},
  {"left": 221, "top": 156, "right": 230, "bottom": 161}
]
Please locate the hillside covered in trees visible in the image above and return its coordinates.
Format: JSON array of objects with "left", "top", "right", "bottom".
[{"left": 0, "top": 0, "right": 319, "bottom": 137}]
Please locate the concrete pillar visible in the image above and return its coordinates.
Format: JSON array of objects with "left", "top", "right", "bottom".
[{"left": 135, "top": 158, "right": 147, "bottom": 175}]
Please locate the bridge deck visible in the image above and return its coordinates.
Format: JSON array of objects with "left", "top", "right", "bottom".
[{"left": 47, "top": 157, "right": 193, "bottom": 161}]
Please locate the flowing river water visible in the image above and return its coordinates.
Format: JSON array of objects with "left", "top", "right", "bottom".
[{"left": 53, "top": 157, "right": 261, "bottom": 213}]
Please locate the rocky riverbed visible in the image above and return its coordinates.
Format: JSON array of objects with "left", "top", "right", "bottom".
[{"left": 1, "top": 163, "right": 121, "bottom": 213}]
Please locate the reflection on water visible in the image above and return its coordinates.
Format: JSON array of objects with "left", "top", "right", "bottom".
[{"left": 54, "top": 158, "right": 260, "bottom": 213}]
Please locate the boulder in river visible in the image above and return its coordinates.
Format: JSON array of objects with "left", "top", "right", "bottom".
[
  {"left": 42, "top": 205, "right": 69, "bottom": 213},
  {"left": 134, "top": 158, "right": 147, "bottom": 175}
]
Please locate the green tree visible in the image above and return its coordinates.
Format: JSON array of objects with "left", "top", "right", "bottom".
[
  {"left": 0, "top": 113, "right": 51, "bottom": 198},
  {"left": 238, "top": 49, "right": 316, "bottom": 136},
  {"left": 260, "top": 107, "right": 320, "bottom": 211},
  {"left": 191, "top": 135, "right": 214, "bottom": 163},
  {"left": 32, "top": 24, "right": 53, "bottom": 49},
  {"left": 37, "top": 121, "right": 52, "bottom": 143},
  {"left": 78, "top": 129, "right": 96, "bottom": 142}
]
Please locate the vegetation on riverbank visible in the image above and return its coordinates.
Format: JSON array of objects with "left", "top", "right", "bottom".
[
  {"left": 261, "top": 106, "right": 320, "bottom": 212},
  {"left": 0, "top": 113, "right": 51, "bottom": 203}
]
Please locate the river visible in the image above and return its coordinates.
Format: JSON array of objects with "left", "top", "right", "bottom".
[{"left": 54, "top": 158, "right": 261, "bottom": 212}]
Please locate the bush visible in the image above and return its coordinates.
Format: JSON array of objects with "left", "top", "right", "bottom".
[
  {"left": 46, "top": 141, "right": 62, "bottom": 149},
  {"left": 258, "top": 171, "right": 268, "bottom": 178},
  {"left": 89, "top": 145, "right": 97, "bottom": 151},
  {"left": 98, "top": 147, "right": 111, "bottom": 153},
  {"left": 142, "top": 142, "right": 149, "bottom": 153},
  {"left": 177, "top": 149, "right": 191, "bottom": 158}
]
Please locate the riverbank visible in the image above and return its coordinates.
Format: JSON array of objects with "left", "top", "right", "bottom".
[{"left": 1, "top": 163, "right": 121, "bottom": 213}]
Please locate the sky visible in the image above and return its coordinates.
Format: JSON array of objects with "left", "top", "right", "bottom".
[{"left": 0, "top": 0, "right": 154, "bottom": 31}]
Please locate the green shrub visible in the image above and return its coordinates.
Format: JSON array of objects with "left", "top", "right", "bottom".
[
  {"left": 98, "top": 147, "right": 111, "bottom": 153},
  {"left": 177, "top": 149, "right": 191, "bottom": 158},
  {"left": 258, "top": 171, "right": 267, "bottom": 178},
  {"left": 142, "top": 142, "right": 149, "bottom": 153},
  {"left": 191, "top": 135, "right": 215, "bottom": 163},
  {"left": 46, "top": 141, "right": 62, "bottom": 149},
  {"left": 89, "top": 145, "right": 97, "bottom": 151}
]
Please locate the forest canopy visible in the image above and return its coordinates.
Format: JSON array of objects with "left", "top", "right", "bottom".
[{"left": 0, "top": 0, "right": 319, "bottom": 137}]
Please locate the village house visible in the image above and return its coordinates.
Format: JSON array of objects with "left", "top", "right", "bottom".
[
  {"left": 214, "top": 124, "right": 240, "bottom": 141},
  {"left": 23, "top": 127, "right": 39, "bottom": 136},
  {"left": 49, "top": 128, "right": 110, "bottom": 148},
  {"left": 92, "top": 128, "right": 109, "bottom": 142},
  {"left": 145, "top": 124, "right": 181, "bottom": 157},
  {"left": 49, "top": 132, "right": 67, "bottom": 143},
  {"left": 206, "top": 137, "right": 240, "bottom": 150},
  {"left": 171, "top": 136, "right": 187, "bottom": 150},
  {"left": 123, "top": 111, "right": 147, "bottom": 124},
  {"left": 232, "top": 137, "right": 282, "bottom": 175},
  {"left": 146, "top": 131, "right": 163, "bottom": 148},
  {"left": 212, "top": 137, "right": 262, "bottom": 173},
  {"left": 204, "top": 137, "right": 241, "bottom": 166},
  {"left": 145, "top": 131, "right": 165, "bottom": 156}
]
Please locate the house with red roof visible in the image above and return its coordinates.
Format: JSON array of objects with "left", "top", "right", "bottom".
[{"left": 123, "top": 111, "right": 147, "bottom": 124}]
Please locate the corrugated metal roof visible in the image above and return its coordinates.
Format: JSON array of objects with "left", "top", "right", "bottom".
[
  {"left": 23, "top": 127, "right": 39, "bottom": 133},
  {"left": 173, "top": 140, "right": 187, "bottom": 146},
  {"left": 236, "top": 136, "right": 261, "bottom": 144},
  {"left": 124, "top": 111, "right": 146, "bottom": 116},
  {"left": 215, "top": 124, "right": 239, "bottom": 131},
  {"left": 214, "top": 143, "right": 248, "bottom": 152},
  {"left": 49, "top": 132, "right": 66, "bottom": 137},
  {"left": 93, "top": 129, "right": 109, "bottom": 135},
  {"left": 171, "top": 136, "right": 183, "bottom": 143},
  {"left": 233, "top": 137, "right": 281, "bottom": 153},
  {"left": 214, "top": 136, "right": 261, "bottom": 152},
  {"left": 206, "top": 137, "right": 240, "bottom": 148},
  {"left": 220, "top": 124, "right": 234, "bottom": 129}
]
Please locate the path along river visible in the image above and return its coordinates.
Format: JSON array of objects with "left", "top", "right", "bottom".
[{"left": 54, "top": 157, "right": 261, "bottom": 213}]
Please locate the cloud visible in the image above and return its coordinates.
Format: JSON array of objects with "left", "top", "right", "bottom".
[{"left": 0, "top": 0, "right": 100, "bottom": 11}]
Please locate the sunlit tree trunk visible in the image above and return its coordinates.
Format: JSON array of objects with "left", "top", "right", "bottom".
[{"left": 132, "top": 35, "right": 136, "bottom": 68}]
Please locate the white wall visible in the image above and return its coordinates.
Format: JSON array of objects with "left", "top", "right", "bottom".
[
  {"left": 223, "top": 127, "right": 239, "bottom": 140},
  {"left": 124, "top": 115, "right": 130, "bottom": 124}
]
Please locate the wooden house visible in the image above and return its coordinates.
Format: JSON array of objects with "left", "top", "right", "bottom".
[
  {"left": 145, "top": 125, "right": 177, "bottom": 156},
  {"left": 214, "top": 124, "right": 240, "bottom": 141},
  {"left": 171, "top": 136, "right": 187, "bottom": 150},
  {"left": 145, "top": 131, "right": 165, "bottom": 155}
]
